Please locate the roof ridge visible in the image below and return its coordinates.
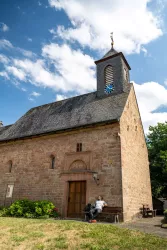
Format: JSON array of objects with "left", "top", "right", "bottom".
[
  {"left": 0, "top": 124, "right": 13, "bottom": 129},
  {"left": 30, "top": 91, "right": 96, "bottom": 111}
]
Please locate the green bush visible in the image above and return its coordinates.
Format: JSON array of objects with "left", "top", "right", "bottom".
[
  {"left": 34, "top": 200, "right": 54, "bottom": 217},
  {"left": 24, "top": 213, "right": 35, "bottom": 218},
  {"left": 0, "top": 208, "right": 9, "bottom": 217},
  {"left": 37, "top": 215, "right": 50, "bottom": 219},
  {"left": 8, "top": 199, "right": 34, "bottom": 217},
  {"left": 51, "top": 207, "right": 60, "bottom": 218},
  {"left": 6, "top": 199, "right": 60, "bottom": 218}
]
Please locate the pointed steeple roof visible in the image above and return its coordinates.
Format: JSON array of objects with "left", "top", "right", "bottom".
[
  {"left": 101, "top": 48, "right": 118, "bottom": 59},
  {"left": 94, "top": 32, "right": 131, "bottom": 70}
]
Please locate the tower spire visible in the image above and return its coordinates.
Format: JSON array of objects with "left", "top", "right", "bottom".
[{"left": 110, "top": 32, "right": 114, "bottom": 49}]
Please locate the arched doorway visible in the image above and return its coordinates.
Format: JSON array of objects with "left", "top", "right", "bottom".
[
  {"left": 67, "top": 160, "right": 87, "bottom": 217},
  {"left": 67, "top": 181, "right": 86, "bottom": 218}
]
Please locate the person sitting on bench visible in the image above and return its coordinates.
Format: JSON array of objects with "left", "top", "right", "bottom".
[{"left": 92, "top": 196, "right": 107, "bottom": 221}]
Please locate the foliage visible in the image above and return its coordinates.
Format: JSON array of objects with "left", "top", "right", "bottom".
[
  {"left": 0, "top": 208, "right": 9, "bottom": 217},
  {"left": 8, "top": 199, "right": 34, "bottom": 217},
  {"left": 24, "top": 213, "right": 36, "bottom": 218},
  {"left": 33, "top": 200, "right": 55, "bottom": 217},
  {"left": 37, "top": 215, "right": 50, "bottom": 219},
  {"left": 147, "top": 122, "right": 167, "bottom": 197},
  {"left": 51, "top": 207, "right": 59, "bottom": 218},
  {"left": 1, "top": 199, "right": 60, "bottom": 218}
]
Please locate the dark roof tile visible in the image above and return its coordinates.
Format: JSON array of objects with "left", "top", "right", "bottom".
[{"left": 0, "top": 90, "right": 130, "bottom": 142}]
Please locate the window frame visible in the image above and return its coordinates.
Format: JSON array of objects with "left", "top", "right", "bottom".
[
  {"left": 124, "top": 67, "right": 128, "bottom": 82},
  {"left": 104, "top": 65, "right": 114, "bottom": 86},
  {"left": 8, "top": 160, "right": 13, "bottom": 173},
  {"left": 76, "top": 143, "right": 82, "bottom": 152},
  {"left": 51, "top": 155, "right": 55, "bottom": 169}
]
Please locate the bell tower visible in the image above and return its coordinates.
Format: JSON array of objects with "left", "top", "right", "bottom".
[{"left": 95, "top": 33, "right": 131, "bottom": 97}]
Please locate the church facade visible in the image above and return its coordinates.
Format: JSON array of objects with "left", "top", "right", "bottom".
[{"left": 0, "top": 46, "right": 152, "bottom": 221}]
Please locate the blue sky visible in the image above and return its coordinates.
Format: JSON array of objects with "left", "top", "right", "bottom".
[{"left": 0, "top": 0, "right": 167, "bottom": 132}]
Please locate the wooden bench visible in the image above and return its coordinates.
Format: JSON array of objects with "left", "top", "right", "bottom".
[
  {"left": 84, "top": 206, "right": 122, "bottom": 223},
  {"left": 98, "top": 206, "right": 122, "bottom": 223},
  {"left": 142, "top": 204, "right": 156, "bottom": 218}
]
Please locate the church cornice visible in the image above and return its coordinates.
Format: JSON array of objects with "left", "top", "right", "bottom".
[{"left": 95, "top": 52, "right": 131, "bottom": 70}]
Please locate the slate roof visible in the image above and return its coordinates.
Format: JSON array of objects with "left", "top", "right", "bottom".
[
  {"left": 95, "top": 49, "right": 131, "bottom": 70},
  {"left": 0, "top": 125, "right": 12, "bottom": 136},
  {"left": 0, "top": 89, "right": 131, "bottom": 142},
  {"left": 102, "top": 48, "right": 118, "bottom": 59}
]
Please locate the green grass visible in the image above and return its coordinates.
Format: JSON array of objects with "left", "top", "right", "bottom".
[{"left": 0, "top": 217, "right": 167, "bottom": 250}]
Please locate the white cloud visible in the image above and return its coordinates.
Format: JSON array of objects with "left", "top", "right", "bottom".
[
  {"left": 28, "top": 97, "right": 35, "bottom": 102},
  {"left": 48, "top": 0, "right": 163, "bottom": 54},
  {"left": 134, "top": 81, "right": 167, "bottom": 133},
  {"left": 0, "top": 39, "right": 13, "bottom": 49},
  {"left": 27, "top": 37, "right": 32, "bottom": 42},
  {"left": 17, "top": 48, "right": 36, "bottom": 58},
  {"left": 1, "top": 43, "right": 96, "bottom": 94},
  {"left": 141, "top": 47, "right": 148, "bottom": 56},
  {"left": 42, "top": 43, "right": 96, "bottom": 93},
  {"left": 0, "top": 54, "right": 10, "bottom": 64},
  {"left": 56, "top": 24, "right": 92, "bottom": 46},
  {"left": 0, "top": 23, "right": 9, "bottom": 32},
  {"left": 0, "top": 71, "right": 10, "bottom": 80},
  {"left": 38, "top": 1, "right": 42, "bottom": 6},
  {"left": 49, "top": 28, "right": 56, "bottom": 35},
  {"left": 0, "top": 39, "right": 35, "bottom": 58},
  {"left": 21, "top": 87, "right": 27, "bottom": 92},
  {"left": 56, "top": 94, "right": 68, "bottom": 101},
  {"left": 5, "top": 66, "right": 26, "bottom": 81},
  {"left": 31, "top": 91, "right": 41, "bottom": 97},
  {"left": 164, "top": 79, "right": 167, "bottom": 86}
]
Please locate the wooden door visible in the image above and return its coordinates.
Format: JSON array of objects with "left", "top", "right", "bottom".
[{"left": 67, "top": 181, "right": 86, "bottom": 218}]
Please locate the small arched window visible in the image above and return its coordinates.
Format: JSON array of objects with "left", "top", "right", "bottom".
[
  {"left": 76, "top": 143, "right": 82, "bottom": 152},
  {"left": 104, "top": 65, "right": 114, "bottom": 94},
  {"left": 8, "top": 160, "right": 13, "bottom": 173},
  {"left": 51, "top": 155, "right": 55, "bottom": 169}
]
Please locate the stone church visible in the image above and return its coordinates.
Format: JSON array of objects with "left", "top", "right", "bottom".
[{"left": 0, "top": 43, "right": 152, "bottom": 221}]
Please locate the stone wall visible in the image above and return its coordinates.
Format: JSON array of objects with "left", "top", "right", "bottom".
[
  {"left": 120, "top": 85, "right": 152, "bottom": 221},
  {"left": 0, "top": 123, "right": 122, "bottom": 216}
]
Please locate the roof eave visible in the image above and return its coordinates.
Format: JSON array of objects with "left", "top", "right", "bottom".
[{"left": 0, "top": 119, "right": 119, "bottom": 143}]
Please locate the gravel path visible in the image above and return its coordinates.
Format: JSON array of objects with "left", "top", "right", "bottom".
[{"left": 115, "top": 216, "right": 167, "bottom": 238}]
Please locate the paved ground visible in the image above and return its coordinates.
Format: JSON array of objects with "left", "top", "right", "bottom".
[
  {"left": 115, "top": 216, "right": 167, "bottom": 238},
  {"left": 62, "top": 216, "right": 167, "bottom": 238}
]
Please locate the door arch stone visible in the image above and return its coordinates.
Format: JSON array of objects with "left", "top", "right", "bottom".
[{"left": 69, "top": 160, "right": 87, "bottom": 171}]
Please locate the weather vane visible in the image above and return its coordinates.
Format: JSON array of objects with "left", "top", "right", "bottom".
[{"left": 110, "top": 32, "right": 114, "bottom": 49}]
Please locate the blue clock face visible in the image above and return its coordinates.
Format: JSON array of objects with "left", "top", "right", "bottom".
[{"left": 104, "top": 83, "right": 114, "bottom": 94}]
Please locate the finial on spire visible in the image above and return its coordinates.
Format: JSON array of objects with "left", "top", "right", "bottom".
[{"left": 110, "top": 32, "right": 114, "bottom": 49}]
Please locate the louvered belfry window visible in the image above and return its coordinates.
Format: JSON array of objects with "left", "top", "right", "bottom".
[
  {"left": 104, "top": 65, "right": 115, "bottom": 94},
  {"left": 105, "top": 65, "right": 114, "bottom": 85}
]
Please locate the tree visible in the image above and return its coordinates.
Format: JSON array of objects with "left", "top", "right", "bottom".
[{"left": 147, "top": 122, "right": 167, "bottom": 198}]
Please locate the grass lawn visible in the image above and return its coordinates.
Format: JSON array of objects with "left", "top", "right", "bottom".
[{"left": 0, "top": 218, "right": 167, "bottom": 250}]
